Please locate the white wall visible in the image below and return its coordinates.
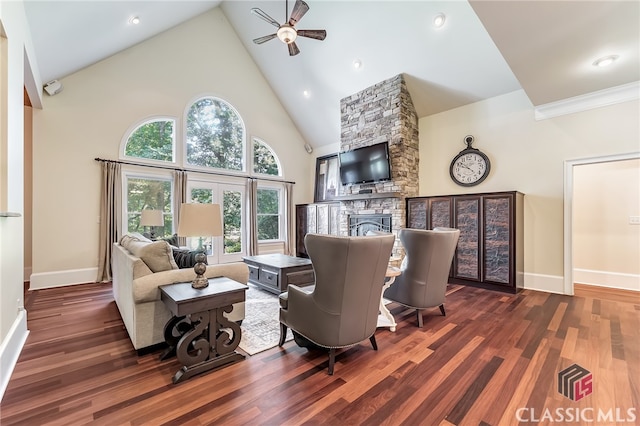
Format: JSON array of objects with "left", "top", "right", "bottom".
[
  {"left": 573, "top": 159, "right": 640, "bottom": 291},
  {"left": 0, "top": 0, "right": 41, "bottom": 401},
  {"left": 419, "top": 90, "right": 640, "bottom": 294},
  {"left": 31, "top": 8, "right": 315, "bottom": 289}
]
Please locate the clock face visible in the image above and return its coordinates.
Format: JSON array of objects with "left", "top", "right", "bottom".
[{"left": 450, "top": 151, "right": 490, "bottom": 186}]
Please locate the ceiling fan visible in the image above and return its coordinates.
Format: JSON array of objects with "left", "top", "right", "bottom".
[{"left": 251, "top": 0, "right": 327, "bottom": 56}]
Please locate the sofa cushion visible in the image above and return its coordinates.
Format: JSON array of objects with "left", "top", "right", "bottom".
[
  {"left": 172, "top": 247, "right": 207, "bottom": 269},
  {"left": 122, "top": 239, "right": 178, "bottom": 273}
]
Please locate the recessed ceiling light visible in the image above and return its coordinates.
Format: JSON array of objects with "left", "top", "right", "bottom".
[
  {"left": 129, "top": 16, "right": 140, "bottom": 25},
  {"left": 433, "top": 13, "right": 446, "bottom": 29},
  {"left": 303, "top": 90, "right": 311, "bottom": 98},
  {"left": 353, "top": 59, "right": 362, "bottom": 70},
  {"left": 593, "top": 55, "right": 619, "bottom": 68}
]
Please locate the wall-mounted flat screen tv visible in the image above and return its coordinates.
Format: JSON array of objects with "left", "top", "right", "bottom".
[{"left": 339, "top": 142, "right": 392, "bottom": 185}]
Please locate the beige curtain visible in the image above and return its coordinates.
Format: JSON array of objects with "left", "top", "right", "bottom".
[
  {"left": 285, "top": 182, "right": 296, "bottom": 256},
  {"left": 247, "top": 178, "right": 259, "bottom": 255},
  {"left": 96, "top": 161, "right": 121, "bottom": 282},
  {"left": 173, "top": 170, "right": 188, "bottom": 246}
]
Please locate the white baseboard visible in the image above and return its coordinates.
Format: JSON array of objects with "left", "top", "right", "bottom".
[
  {"left": 573, "top": 268, "right": 640, "bottom": 292},
  {"left": 0, "top": 309, "right": 29, "bottom": 402},
  {"left": 524, "top": 272, "right": 565, "bottom": 294},
  {"left": 29, "top": 267, "right": 98, "bottom": 290}
]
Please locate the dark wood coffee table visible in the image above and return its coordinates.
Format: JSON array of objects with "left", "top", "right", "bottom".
[{"left": 159, "top": 277, "right": 248, "bottom": 383}]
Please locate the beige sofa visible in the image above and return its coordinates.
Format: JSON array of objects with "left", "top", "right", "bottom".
[{"left": 112, "top": 240, "right": 249, "bottom": 350}]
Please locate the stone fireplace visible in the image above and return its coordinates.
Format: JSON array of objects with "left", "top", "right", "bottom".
[{"left": 338, "top": 74, "right": 419, "bottom": 258}]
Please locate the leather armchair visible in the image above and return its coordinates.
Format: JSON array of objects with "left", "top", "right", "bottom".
[
  {"left": 383, "top": 227, "right": 460, "bottom": 327},
  {"left": 278, "top": 232, "right": 395, "bottom": 375}
]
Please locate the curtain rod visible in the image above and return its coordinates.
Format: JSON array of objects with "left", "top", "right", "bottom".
[{"left": 94, "top": 157, "right": 296, "bottom": 185}]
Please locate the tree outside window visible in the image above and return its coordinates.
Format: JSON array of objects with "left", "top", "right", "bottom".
[
  {"left": 253, "top": 138, "right": 281, "bottom": 176},
  {"left": 125, "top": 119, "right": 174, "bottom": 162},
  {"left": 186, "top": 97, "right": 245, "bottom": 171},
  {"left": 257, "top": 188, "right": 281, "bottom": 241}
]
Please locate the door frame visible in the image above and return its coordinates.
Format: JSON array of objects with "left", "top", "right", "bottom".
[{"left": 563, "top": 151, "right": 640, "bottom": 295}]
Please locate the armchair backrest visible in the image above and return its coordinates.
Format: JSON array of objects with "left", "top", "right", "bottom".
[
  {"left": 304, "top": 233, "right": 395, "bottom": 346},
  {"left": 393, "top": 227, "right": 460, "bottom": 307}
]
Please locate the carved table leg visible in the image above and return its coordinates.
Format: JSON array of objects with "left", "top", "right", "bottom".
[
  {"left": 159, "top": 315, "right": 188, "bottom": 361},
  {"left": 171, "top": 305, "right": 245, "bottom": 384}
]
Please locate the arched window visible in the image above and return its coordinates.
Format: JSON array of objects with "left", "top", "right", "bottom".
[
  {"left": 253, "top": 138, "right": 282, "bottom": 176},
  {"left": 124, "top": 118, "right": 175, "bottom": 162},
  {"left": 185, "top": 97, "right": 245, "bottom": 171}
]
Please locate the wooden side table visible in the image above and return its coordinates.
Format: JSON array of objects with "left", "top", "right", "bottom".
[{"left": 159, "top": 277, "right": 248, "bottom": 383}]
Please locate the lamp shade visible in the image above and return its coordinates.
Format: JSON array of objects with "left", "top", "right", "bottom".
[
  {"left": 176, "top": 203, "right": 223, "bottom": 237},
  {"left": 140, "top": 209, "right": 164, "bottom": 227}
]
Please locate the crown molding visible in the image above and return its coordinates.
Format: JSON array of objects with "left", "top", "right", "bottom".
[{"left": 534, "top": 81, "right": 639, "bottom": 120}]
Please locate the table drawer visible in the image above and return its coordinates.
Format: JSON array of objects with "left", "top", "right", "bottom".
[
  {"left": 259, "top": 268, "right": 279, "bottom": 288},
  {"left": 247, "top": 264, "right": 259, "bottom": 282}
]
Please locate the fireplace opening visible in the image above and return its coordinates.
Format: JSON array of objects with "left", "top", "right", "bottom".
[{"left": 349, "top": 214, "right": 392, "bottom": 236}]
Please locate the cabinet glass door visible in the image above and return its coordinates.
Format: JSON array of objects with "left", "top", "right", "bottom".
[
  {"left": 454, "top": 197, "right": 480, "bottom": 281},
  {"left": 483, "top": 195, "right": 511, "bottom": 284}
]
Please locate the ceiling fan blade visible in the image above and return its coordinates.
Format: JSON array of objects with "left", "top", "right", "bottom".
[
  {"left": 253, "top": 34, "right": 278, "bottom": 44},
  {"left": 297, "top": 29, "right": 327, "bottom": 41},
  {"left": 288, "top": 0, "right": 309, "bottom": 26},
  {"left": 288, "top": 41, "right": 300, "bottom": 56},
  {"left": 251, "top": 8, "right": 281, "bottom": 28}
]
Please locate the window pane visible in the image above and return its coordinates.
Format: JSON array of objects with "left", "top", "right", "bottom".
[
  {"left": 127, "top": 177, "right": 172, "bottom": 237},
  {"left": 257, "top": 215, "right": 279, "bottom": 240},
  {"left": 253, "top": 139, "right": 280, "bottom": 176},
  {"left": 186, "top": 98, "right": 244, "bottom": 171},
  {"left": 125, "top": 120, "right": 174, "bottom": 162},
  {"left": 257, "top": 189, "right": 279, "bottom": 214},
  {"left": 191, "top": 188, "right": 213, "bottom": 204},
  {"left": 257, "top": 188, "right": 281, "bottom": 240},
  {"left": 223, "top": 190, "right": 242, "bottom": 254}
]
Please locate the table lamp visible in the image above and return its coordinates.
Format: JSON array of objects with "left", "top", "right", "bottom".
[
  {"left": 140, "top": 209, "right": 164, "bottom": 239},
  {"left": 176, "top": 203, "right": 223, "bottom": 289}
]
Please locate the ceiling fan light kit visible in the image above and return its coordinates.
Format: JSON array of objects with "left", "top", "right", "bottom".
[{"left": 252, "top": 0, "right": 327, "bottom": 56}]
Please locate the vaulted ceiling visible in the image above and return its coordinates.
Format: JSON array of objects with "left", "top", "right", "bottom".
[{"left": 23, "top": 1, "right": 639, "bottom": 149}]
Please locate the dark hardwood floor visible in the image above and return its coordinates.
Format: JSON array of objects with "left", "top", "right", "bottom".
[{"left": 1, "top": 282, "right": 638, "bottom": 425}]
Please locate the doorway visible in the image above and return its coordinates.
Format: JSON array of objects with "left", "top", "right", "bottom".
[{"left": 563, "top": 152, "right": 640, "bottom": 295}]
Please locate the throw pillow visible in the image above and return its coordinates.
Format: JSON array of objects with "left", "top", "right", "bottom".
[
  {"left": 119, "top": 232, "right": 152, "bottom": 247},
  {"left": 121, "top": 239, "right": 178, "bottom": 272},
  {"left": 172, "top": 247, "right": 208, "bottom": 269},
  {"left": 160, "top": 234, "right": 180, "bottom": 247}
]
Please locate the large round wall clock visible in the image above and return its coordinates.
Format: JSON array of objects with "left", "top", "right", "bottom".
[{"left": 449, "top": 135, "right": 491, "bottom": 187}]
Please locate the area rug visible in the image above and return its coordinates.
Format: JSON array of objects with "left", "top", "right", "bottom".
[{"left": 238, "top": 284, "right": 293, "bottom": 356}]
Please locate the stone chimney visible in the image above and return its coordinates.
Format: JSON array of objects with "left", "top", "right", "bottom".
[{"left": 338, "top": 74, "right": 419, "bottom": 259}]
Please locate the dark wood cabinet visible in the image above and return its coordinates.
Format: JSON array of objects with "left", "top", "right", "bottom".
[
  {"left": 407, "top": 191, "right": 524, "bottom": 293},
  {"left": 296, "top": 202, "right": 340, "bottom": 258}
]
